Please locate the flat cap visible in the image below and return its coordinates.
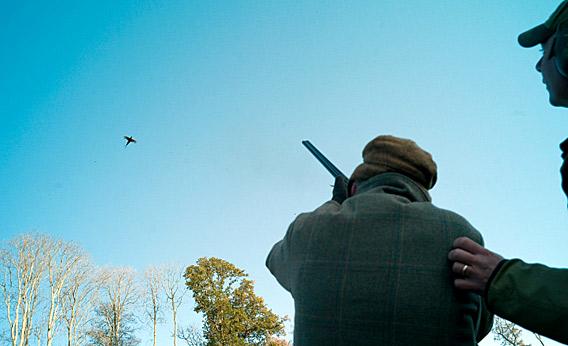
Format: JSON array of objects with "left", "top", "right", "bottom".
[{"left": 350, "top": 135, "right": 437, "bottom": 190}]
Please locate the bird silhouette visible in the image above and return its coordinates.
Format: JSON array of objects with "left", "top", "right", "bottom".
[{"left": 123, "top": 136, "right": 137, "bottom": 147}]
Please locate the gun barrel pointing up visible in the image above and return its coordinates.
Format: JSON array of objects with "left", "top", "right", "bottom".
[{"left": 302, "top": 140, "right": 347, "bottom": 180}]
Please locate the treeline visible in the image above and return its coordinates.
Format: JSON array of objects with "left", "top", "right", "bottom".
[{"left": 0, "top": 234, "right": 289, "bottom": 346}]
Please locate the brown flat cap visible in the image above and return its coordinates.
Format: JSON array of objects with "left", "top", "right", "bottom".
[{"left": 350, "top": 135, "right": 437, "bottom": 190}]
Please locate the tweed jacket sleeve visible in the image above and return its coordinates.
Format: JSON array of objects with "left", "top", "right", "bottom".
[
  {"left": 486, "top": 259, "right": 568, "bottom": 344},
  {"left": 266, "top": 200, "right": 340, "bottom": 292}
]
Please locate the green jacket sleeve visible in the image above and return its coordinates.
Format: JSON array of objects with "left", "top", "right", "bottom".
[{"left": 486, "top": 259, "right": 568, "bottom": 344}]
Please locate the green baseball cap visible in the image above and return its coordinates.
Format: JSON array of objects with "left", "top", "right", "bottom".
[{"left": 518, "top": 1, "right": 568, "bottom": 47}]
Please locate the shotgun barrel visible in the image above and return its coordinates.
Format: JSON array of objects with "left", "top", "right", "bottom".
[{"left": 302, "top": 140, "right": 347, "bottom": 180}]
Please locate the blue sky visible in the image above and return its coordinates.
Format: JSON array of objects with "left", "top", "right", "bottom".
[{"left": 1, "top": 1, "right": 567, "bottom": 345}]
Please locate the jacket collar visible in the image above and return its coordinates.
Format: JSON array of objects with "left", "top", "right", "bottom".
[{"left": 356, "top": 172, "right": 432, "bottom": 202}]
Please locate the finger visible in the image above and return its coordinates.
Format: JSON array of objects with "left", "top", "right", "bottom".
[
  {"left": 451, "top": 262, "right": 476, "bottom": 276},
  {"left": 453, "top": 237, "right": 486, "bottom": 254},
  {"left": 448, "top": 248, "right": 476, "bottom": 264},
  {"left": 451, "top": 262, "right": 465, "bottom": 275},
  {"left": 335, "top": 176, "right": 347, "bottom": 185},
  {"left": 452, "top": 262, "right": 470, "bottom": 274},
  {"left": 453, "top": 278, "right": 484, "bottom": 292}
]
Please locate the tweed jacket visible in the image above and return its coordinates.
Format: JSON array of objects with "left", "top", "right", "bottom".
[{"left": 267, "top": 173, "right": 493, "bottom": 345}]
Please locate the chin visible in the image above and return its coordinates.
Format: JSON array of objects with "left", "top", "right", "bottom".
[{"left": 549, "top": 95, "right": 568, "bottom": 107}]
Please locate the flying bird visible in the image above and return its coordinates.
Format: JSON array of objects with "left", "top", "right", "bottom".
[{"left": 123, "top": 135, "right": 137, "bottom": 147}]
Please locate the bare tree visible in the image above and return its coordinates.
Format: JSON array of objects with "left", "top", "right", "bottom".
[
  {"left": 177, "top": 324, "right": 205, "bottom": 346},
  {"left": 534, "top": 333, "right": 546, "bottom": 346},
  {"left": 493, "top": 316, "right": 531, "bottom": 346},
  {"left": 87, "top": 267, "right": 140, "bottom": 346},
  {"left": 61, "top": 256, "right": 98, "bottom": 346},
  {"left": 30, "top": 314, "right": 47, "bottom": 346},
  {"left": 143, "top": 266, "right": 163, "bottom": 346},
  {"left": 493, "top": 317, "right": 548, "bottom": 345},
  {"left": 44, "top": 238, "right": 85, "bottom": 346},
  {"left": 162, "top": 264, "right": 186, "bottom": 346},
  {"left": 0, "top": 234, "right": 48, "bottom": 346}
]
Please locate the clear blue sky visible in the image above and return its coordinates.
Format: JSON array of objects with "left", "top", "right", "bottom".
[{"left": 1, "top": 1, "right": 566, "bottom": 345}]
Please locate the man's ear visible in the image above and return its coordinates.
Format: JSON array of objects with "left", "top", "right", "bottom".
[
  {"left": 348, "top": 180, "right": 357, "bottom": 197},
  {"left": 554, "top": 56, "right": 568, "bottom": 78},
  {"left": 553, "top": 30, "right": 568, "bottom": 77}
]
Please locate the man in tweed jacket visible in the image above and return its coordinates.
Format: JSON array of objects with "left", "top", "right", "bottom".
[{"left": 267, "top": 135, "right": 493, "bottom": 345}]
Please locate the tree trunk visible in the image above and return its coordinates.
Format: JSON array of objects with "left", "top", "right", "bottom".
[
  {"left": 46, "top": 324, "right": 53, "bottom": 346},
  {"left": 153, "top": 317, "right": 157, "bottom": 346},
  {"left": 67, "top": 325, "right": 71, "bottom": 346},
  {"left": 172, "top": 299, "right": 177, "bottom": 346}
]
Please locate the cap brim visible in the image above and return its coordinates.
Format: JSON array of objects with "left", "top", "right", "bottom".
[{"left": 518, "top": 24, "right": 554, "bottom": 47}]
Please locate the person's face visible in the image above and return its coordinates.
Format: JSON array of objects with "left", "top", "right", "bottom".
[{"left": 536, "top": 34, "right": 568, "bottom": 107}]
